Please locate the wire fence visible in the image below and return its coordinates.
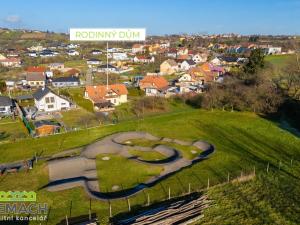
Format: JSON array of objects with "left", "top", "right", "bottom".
[{"left": 46, "top": 157, "right": 299, "bottom": 225}]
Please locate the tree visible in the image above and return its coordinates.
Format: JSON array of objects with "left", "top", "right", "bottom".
[
  {"left": 242, "top": 49, "right": 265, "bottom": 83},
  {"left": 0, "top": 80, "right": 7, "bottom": 93}
]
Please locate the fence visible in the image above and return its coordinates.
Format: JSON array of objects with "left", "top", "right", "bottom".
[{"left": 45, "top": 157, "right": 299, "bottom": 225}]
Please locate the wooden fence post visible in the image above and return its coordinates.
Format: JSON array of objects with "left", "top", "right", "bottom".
[
  {"left": 147, "top": 193, "right": 150, "bottom": 206},
  {"left": 267, "top": 162, "right": 269, "bottom": 173},
  {"left": 207, "top": 178, "right": 210, "bottom": 189},
  {"left": 227, "top": 172, "right": 230, "bottom": 183},
  {"left": 127, "top": 198, "right": 131, "bottom": 211},
  {"left": 168, "top": 187, "right": 171, "bottom": 200},
  {"left": 65, "top": 215, "right": 69, "bottom": 225},
  {"left": 109, "top": 202, "right": 112, "bottom": 218},
  {"left": 188, "top": 183, "right": 191, "bottom": 194}
]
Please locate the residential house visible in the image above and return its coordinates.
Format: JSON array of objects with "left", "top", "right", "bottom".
[
  {"left": 180, "top": 60, "right": 196, "bottom": 71},
  {"left": 160, "top": 59, "right": 178, "bottom": 75},
  {"left": 85, "top": 84, "right": 128, "bottom": 110},
  {"left": 97, "top": 64, "right": 118, "bottom": 73},
  {"left": 133, "top": 55, "right": 155, "bottom": 63},
  {"left": 132, "top": 44, "right": 145, "bottom": 54},
  {"left": 210, "top": 57, "right": 222, "bottom": 66},
  {"left": 52, "top": 76, "right": 80, "bottom": 87},
  {"left": 26, "top": 73, "right": 46, "bottom": 88},
  {"left": 27, "top": 66, "right": 53, "bottom": 79},
  {"left": 139, "top": 75, "right": 169, "bottom": 96},
  {"left": 28, "top": 51, "right": 38, "bottom": 57},
  {"left": 112, "top": 52, "right": 128, "bottom": 61},
  {"left": 90, "top": 49, "right": 102, "bottom": 55},
  {"left": 166, "top": 48, "right": 177, "bottom": 58},
  {"left": 40, "top": 49, "right": 56, "bottom": 57},
  {"left": 0, "top": 57, "right": 21, "bottom": 67},
  {"left": 67, "top": 49, "right": 79, "bottom": 56},
  {"left": 87, "top": 58, "right": 101, "bottom": 67},
  {"left": 49, "top": 63, "right": 64, "bottom": 71},
  {"left": 33, "top": 87, "right": 71, "bottom": 112},
  {"left": 177, "top": 47, "right": 189, "bottom": 56},
  {"left": 192, "top": 53, "right": 208, "bottom": 63},
  {"left": 0, "top": 96, "right": 14, "bottom": 117}
]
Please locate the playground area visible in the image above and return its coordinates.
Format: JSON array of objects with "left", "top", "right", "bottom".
[{"left": 46, "top": 131, "right": 214, "bottom": 200}]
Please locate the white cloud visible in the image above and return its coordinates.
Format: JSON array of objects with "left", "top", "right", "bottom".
[{"left": 4, "top": 15, "right": 21, "bottom": 23}]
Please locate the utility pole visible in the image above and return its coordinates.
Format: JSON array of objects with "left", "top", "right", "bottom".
[{"left": 106, "top": 42, "right": 109, "bottom": 90}]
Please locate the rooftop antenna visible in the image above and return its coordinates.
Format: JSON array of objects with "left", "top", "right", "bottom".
[{"left": 106, "top": 42, "right": 109, "bottom": 90}]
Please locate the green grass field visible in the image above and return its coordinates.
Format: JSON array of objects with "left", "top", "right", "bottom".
[
  {"left": 265, "top": 54, "right": 295, "bottom": 70},
  {"left": 61, "top": 108, "right": 99, "bottom": 129},
  {"left": 0, "top": 117, "right": 28, "bottom": 142},
  {"left": 201, "top": 171, "right": 300, "bottom": 225},
  {"left": 66, "top": 88, "right": 95, "bottom": 112},
  {"left": 125, "top": 139, "right": 201, "bottom": 159},
  {"left": 0, "top": 109, "right": 299, "bottom": 224},
  {"left": 96, "top": 154, "right": 162, "bottom": 191}
]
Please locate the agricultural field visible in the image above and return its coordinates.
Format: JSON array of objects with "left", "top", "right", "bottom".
[{"left": 0, "top": 109, "right": 299, "bottom": 224}]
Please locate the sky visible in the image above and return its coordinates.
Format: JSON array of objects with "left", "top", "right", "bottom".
[{"left": 0, "top": 0, "right": 299, "bottom": 35}]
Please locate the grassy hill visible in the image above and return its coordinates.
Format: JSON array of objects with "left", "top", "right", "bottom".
[{"left": 0, "top": 109, "right": 299, "bottom": 224}]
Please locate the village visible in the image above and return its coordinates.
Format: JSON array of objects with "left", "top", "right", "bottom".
[{"left": 0, "top": 29, "right": 293, "bottom": 138}]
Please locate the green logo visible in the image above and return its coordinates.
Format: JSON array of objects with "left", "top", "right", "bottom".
[{"left": 0, "top": 191, "right": 36, "bottom": 202}]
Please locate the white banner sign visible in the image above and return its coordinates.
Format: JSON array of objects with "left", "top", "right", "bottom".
[{"left": 70, "top": 28, "right": 146, "bottom": 41}]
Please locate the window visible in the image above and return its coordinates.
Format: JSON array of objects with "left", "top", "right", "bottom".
[
  {"left": 45, "top": 97, "right": 50, "bottom": 103},
  {"left": 47, "top": 104, "right": 54, "bottom": 109},
  {"left": 0, "top": 107, "right": 5, "bottom": 112}
]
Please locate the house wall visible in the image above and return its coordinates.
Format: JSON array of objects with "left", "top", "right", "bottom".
[
  {"left": 36, "top": 125, "right": 55, "bottom": 136},
  {"left": 0, "top": 105, "right": 12, "bottom": 116},
  {"left": 52, "top": 82, "right": 79, "bottom": 87},
  {"left": 35, "top": 92, "right": 70, "bottom": 112},
  {"left": 28, "top": 81, "right": 45, "bottom": 87}
]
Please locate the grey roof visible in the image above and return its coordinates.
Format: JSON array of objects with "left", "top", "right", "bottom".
[
  {"left": 0, "top": 96, "right": 13, "bottom": 106},
  {"left": 98, "top": 64, "right": 117, "bottom": 69},
  {"left": 52, "top": 76, "right": 79, "bottom": 83},
  {"left": 34, "top": 120, "right": 60, "bottom": 128},
  {"left": 185, "top": 60, "right": 196, "bottom": 65},
  {"left": 32, "top": 87, "right": 52, "bottom": 101}
]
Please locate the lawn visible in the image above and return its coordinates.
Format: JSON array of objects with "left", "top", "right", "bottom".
[
  {"left": 125, "top": 139, "right": 201, "bottom": 160},
  {"left": 66, "top": 87, "right": 95, "bottom": 112},
  {"left": 96, "top": 154, "right": 163, "bottom": 191},
  {"left": 0, "top": 110, "right": 299, "bottom": 224},
  {"left": 61, "top": 108, "right": 99, "bottom": 129},
  {"left": 201, "top": 171, "right": 300, "bottom": 225},
  {"left": 128, "top": 149, "right": 166, "bottom": 161},
  {"left": 0, "top": 117, "right": 28, "bottom": 142},
  {"left": 265, "top": 54, "right": 295, "bottom": 70}
]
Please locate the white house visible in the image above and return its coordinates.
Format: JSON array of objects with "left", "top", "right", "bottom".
[
  {"left": 210, "top": 57, "right": 222, "bottom": 66},
  {"left": 133, "top": 56, "right": 155, "bottom": 63},
  {"left": 87, "top": 58, "right": 101, "bottom": 67},
  {"left": 67, "top": 50, "right": 79, "bottom": 56},
  {"left": 180, "top": 60, "right": 196, "bottom": 71},
  {"left": 33, "top": 87, "right": 71, "bottom": 112},
  {"left": 132, "top": 44, "right": 144, "bottom": 54},
  {"left": 192, "top": 53, "right": 208, "bottom": 63},
  {"left": 97, "top": 64, "right": 118, "bottom": 73},
  {"left": 0, "top": 96, "right": 14, "bottom": 117},
  {"left": 178, "top": 73, "right": 193, "bottom": 83},
  {"left": 113, "top": 52, "right": 128, "bottom": 61}
]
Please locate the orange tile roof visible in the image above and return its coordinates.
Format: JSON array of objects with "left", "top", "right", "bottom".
[
  {"left": 139, "top": 75, "right": 168, "bottom": 89},
  {"left": 85, "top": 84, "right": 128, "bottom": 103},
  {"left": 27, "top": 66, "right": 46, "bottom": 73}
]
